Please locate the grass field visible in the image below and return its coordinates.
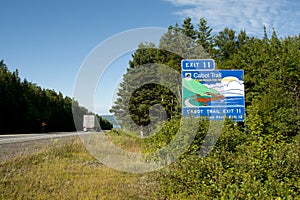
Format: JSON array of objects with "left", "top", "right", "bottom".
[{"left": 0, "top": 134, "right": 160, "bottom": 200}]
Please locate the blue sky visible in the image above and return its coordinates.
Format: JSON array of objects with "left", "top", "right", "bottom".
[{"left": 1, "top": 0, "right": 299, "bottom": 115}]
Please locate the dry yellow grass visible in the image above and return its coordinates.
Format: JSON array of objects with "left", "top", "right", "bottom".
[{"left": 0, "top": 135, "right": 161, "bottom": 200}]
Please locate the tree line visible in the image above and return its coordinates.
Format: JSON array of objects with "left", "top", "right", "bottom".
[{"left": 0, "top": 61, "right": 112, "bottom": 133}]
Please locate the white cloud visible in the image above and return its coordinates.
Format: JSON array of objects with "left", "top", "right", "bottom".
[{"left": 164, "top": 0, "right": 300, "bottom": 37}]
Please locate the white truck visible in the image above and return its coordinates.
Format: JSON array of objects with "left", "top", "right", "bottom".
[{"left": 83, "top": 115, "right": 100, "bottom": 131}]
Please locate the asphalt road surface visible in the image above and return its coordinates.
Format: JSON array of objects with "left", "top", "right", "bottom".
[
  {"left": 0, "top": 132, "right": 90, "bottom": 145},
  {"left": 0, "top": 132, "right": 94, "bottom": 161}
]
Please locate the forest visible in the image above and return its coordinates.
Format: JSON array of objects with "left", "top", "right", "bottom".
[
  {"left": 110, "top": 18, "right": 300, "bottom": 198},
  {"left": 0, "top": 61, "right": 112, "bottom": 133}
]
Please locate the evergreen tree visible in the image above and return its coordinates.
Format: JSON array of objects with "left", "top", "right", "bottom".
[
  {"left": 219, "top": 30, "right": 300, "bottom": 137},
  {"left": 196, "top": 17, "right": 214, "bottom": 54},
  {"left": 181, "top": 17, "right": 196, "bottom": 39},
  {"left": 237, "top": 30, "right": 248, "bottom": 48},
  {"left": 213, "top": 28, "right": 237, "bottom": 61},
  {"left": 111, "top": 18, "right": 210, "bottom": 136}
]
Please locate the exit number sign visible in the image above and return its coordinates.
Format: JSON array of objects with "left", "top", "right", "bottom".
[{"left": 181, "top": 59, "right": 215, "bottom": 70}]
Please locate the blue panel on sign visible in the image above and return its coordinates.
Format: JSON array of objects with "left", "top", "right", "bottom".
[
  {"left": 182, "top": 59, "right": 245, "bottom": 122},
  {"left": 182, "top": 59, "right": 215, "bottom": 70}
]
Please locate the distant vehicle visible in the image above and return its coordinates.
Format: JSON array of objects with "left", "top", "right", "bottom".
[{"left": 83, "top": 115, "right": 100, "bottom": 131}]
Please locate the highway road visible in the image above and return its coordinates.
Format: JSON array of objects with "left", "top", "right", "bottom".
[{"left": 0, "top": 132, "right": 90, "bottom": 145}]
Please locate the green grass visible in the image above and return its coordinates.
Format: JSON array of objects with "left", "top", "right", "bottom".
[
  {"left": 0, "top": 136, "right": 160, "bottom": 200},
  {"left": 107, "top": 129, "right": 144, "bottom": 153}
]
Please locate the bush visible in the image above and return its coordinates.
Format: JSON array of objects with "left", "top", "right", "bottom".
[{"left": 150, "top": 119, "right": 300, "bottom": 199}]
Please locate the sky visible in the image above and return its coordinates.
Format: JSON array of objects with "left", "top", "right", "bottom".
[{"left": 1, "top": 0, "right": 299, "bottom": 115}]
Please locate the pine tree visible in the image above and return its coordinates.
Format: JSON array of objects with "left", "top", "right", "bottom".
[
  {"left": 111, "top": 18, "right": 210, "bottom": 136},
  {"left": 196, "top": 18, "right": 214, "bottom": 54},
  {"left": 213, "top": 28, "right": 237, "bottom": 61},
  {"left": 181, "top": 17, "right": 196, "bottom": 39}
]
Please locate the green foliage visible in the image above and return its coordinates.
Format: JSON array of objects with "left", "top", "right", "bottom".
[
  {"left": 111, "top": 61, "right": 180, "bottom": 135},
  {"left": 96, "top": 114, "right": 113, "bottom": 130},
  {"left": 181, "top": 17, "right": 196, "bottom": 40},
  {"left": 143, "top": 117, "right": 181, "bottom": 155},
  {"left": 113, "top": 18, "right": 300, "bottom": 198},
  {"left": 219, "top": 31, "right": 300, "bottom": 137},
  {"left": 155, "top": 120, "right": 299, "bottom": 199},
  {"left": 109, "top": 18, "right": 299, "bottom": 198},
  {"left": 149, "top": 23, "right": 300, "bottom": 199},
  {"left": 197, "top": 17, "right": 214, "bottom": 54},
  {"left": 111, "top": 18, "right": 211, "bottom": 135}
]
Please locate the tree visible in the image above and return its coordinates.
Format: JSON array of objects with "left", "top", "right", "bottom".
[
  {"left": 110, "top": 46, "right": 177, "bottom": 136},
  {"left": 218, "top": 29, "right": 300, "bottom": 137},
  {"left": 196, "top": 17, "right": 214, "bottom": 54},
  {"left": 213, "top": 28, "right": 237, "bottom": 61},
  {"left": 181, "top": 17, "right": 196, "bottom": 40},
  {"left": 110, "top": 18, "right": 210, "bottom": 136}
]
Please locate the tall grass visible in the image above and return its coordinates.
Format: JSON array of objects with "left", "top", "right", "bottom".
[{"left": 0, "top": 137, "right": 161, "bottom": 200}]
